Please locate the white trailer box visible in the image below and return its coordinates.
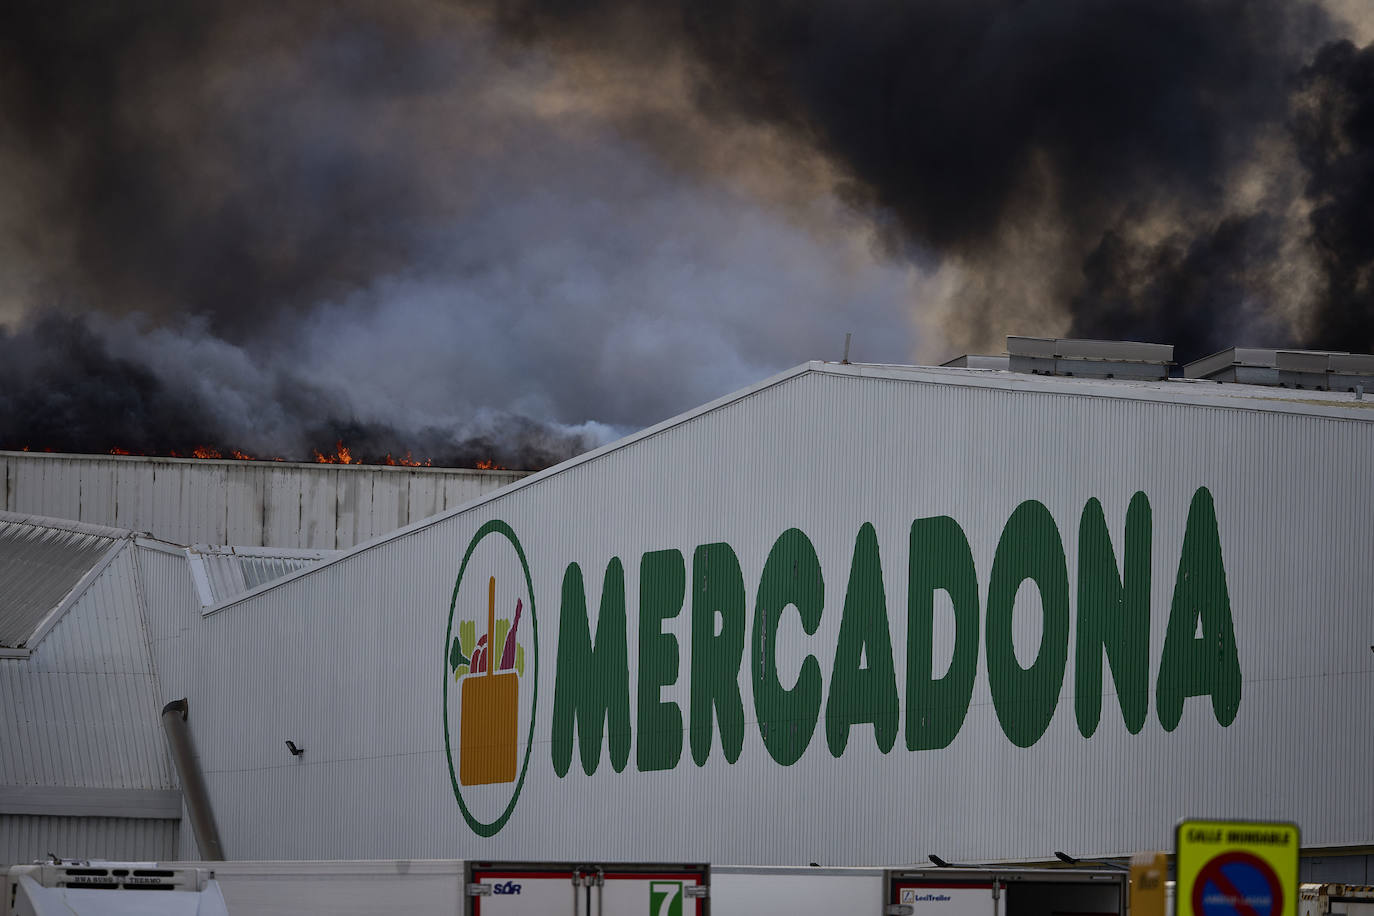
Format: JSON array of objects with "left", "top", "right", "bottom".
[
  {"left": 711, "top": 866, "right": 886, "bottom": 915},
  {"left": 886, "top": 867, "right": 1126, "bottom": 916},
  {"left": 198, "top": 859, "right": 466, "bottom": 915},
  {"left": 464, "top": 862, "right": 708, "bottom": 916}
]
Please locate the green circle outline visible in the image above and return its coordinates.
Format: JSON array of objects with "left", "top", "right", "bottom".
[{"left": 442, "top": 519, "right": 539, "bottom": 837}]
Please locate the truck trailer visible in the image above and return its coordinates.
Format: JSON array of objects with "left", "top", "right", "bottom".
[{"left": 4, "top": 859, "right": 1140, "bottom": 916}]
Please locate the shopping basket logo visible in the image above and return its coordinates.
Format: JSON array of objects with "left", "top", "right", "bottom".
[{"left": 443, "top": 520, "right": 538, "bottom": 836}]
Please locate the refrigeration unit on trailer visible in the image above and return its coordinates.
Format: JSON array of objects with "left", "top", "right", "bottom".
[
  {"left": 464, "top": 862, "right": 708, "bottom": 916},
  {"left": 884, "top": 868, "right": 1126, "bottom": 916},
  {"left": 1, "top": 861, "right": 227, "bottom": 916}
]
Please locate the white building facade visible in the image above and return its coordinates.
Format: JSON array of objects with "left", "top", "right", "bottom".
[{"left": 134, "top": 363, "right": 1372, "bottom": 867}]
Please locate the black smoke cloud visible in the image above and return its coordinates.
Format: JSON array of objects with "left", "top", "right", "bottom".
[
  {"left": 1067, "top": 37, "right": 1374, "bottom": 355},
  {"left": 1, "top": 2, "right": 1372, "bottom": 468},
  {"left": 0, "top": 314, "right": 223, "bottom": 455},
  {"left": 0, "top": 3, "right": 441, "bottom": 335},
  {"left": 1067, "top": 214, "right": 1292, "bottom": 350},
  {"left": 0, "top": 0, "right": 916, "bottom": 463},
  {"left": 1294, "top": 39, "right": 1374, "bottom": 350},
  {"left": 0, "top": 313, "right": 595, "bottom": 467},
  {"left": 481, "top": 0, "right": 1374, "bottom": 361},
  {"left": 498, "top": 0, "right": 1313, "bottom": 246}
]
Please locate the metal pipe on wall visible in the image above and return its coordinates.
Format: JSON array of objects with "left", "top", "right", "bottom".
[{"left": 160, "top": 698, "right": 225, "bottom": 861}]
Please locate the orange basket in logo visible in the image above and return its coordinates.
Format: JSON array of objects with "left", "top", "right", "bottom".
[{"left": 459, "top": 576, "right": 519, "bottom": 785}]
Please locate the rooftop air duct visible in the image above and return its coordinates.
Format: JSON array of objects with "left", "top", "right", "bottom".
[
  {"left": 1183, "top": 348, "right": 1374, "bottom": 391},
  {"left": 1005, "top": 337, "right": 1173, "bottom": 381}
]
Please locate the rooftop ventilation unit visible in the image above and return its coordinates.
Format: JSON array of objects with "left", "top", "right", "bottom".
[
  {"left": 940, "top": 354, "right": 1011, "bottom": 370},
  {"left": 1006, "top": 337, "right": 1174, "bottom": 381},
  {"left": 1183, "top": 347, "right": 1374, "bottom": 391}
]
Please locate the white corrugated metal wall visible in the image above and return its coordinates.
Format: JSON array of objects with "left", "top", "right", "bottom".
[
  {"left": 0, "top": 452, "right": 526, "bottom": 550},
  {"left": 0, "top": 815, "right": 176, "bottom": 865},
  {"left": 134, "top": 540, "right": 227, "bottom": 862},
  {"left": 0, "top": 541, "right": 181, "bottom": 864},
  {"left": 143, "top": 365, "right": 1374, "bottom": 865},
  {"left": 1, "top": 544, "right": 174, "bottom": 790}
]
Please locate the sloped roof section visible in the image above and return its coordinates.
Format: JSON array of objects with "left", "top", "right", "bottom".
[
  {"left": 186, "top": 545, "right": 337, "bottom": 609},
  {"left": 0, "top": 513, "right": 125, "bottom": 648}
]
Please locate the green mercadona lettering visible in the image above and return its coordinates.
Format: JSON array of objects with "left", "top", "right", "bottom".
[{"left": 550, "top": 487, "right": 1240, "bottom": 777}]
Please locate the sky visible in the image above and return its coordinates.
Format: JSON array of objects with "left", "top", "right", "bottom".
[{"left": 0, "top": 1, "right": 1371, "bottom": 466}]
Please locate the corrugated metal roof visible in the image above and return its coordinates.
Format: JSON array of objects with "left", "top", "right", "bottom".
[
  {"left": 185, "top": 546, "right": 336, "bottom": 608},
  {"left": 0, "top": 514, "right": 125, "bottom": 648},
  {"left": 0, "top": 514, "right": 190, "bottom": 867},
  {"left": 0, "top": 544, "right": 177, "bottom": 791}
]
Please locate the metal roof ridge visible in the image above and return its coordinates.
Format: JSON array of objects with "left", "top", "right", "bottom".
[
  {"left": 805, "top": 360, "right": 1374, "bottom": 420},
  {"left": 0, "top": 509, "right": 136, "bottom": 541},
  {"left": 0, "top": 510, "right": 197, "bottom": 557},
  {"left": 187, "top": 544, "right": 339, "bottom": 560},
  {"left": 0, "top": 449, "right": 532, "bottom": 476}
]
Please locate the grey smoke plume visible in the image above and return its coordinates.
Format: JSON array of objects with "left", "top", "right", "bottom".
[
  {"left": 0, "top": 1, "right": 915, "bottom": 463},
  {"left": 0, "top": 1, "right": 1372, "bottom": 464}
]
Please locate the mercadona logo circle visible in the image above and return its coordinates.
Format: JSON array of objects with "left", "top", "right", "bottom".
[{"left": 443, "top": 519, "right": 539, "bottom": 836}]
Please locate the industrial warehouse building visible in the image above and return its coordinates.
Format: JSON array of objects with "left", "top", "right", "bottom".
[
  {"left": 2, "top": 345, "right": 1372, "bottom": 879},
  {"left": 0, "top": 458, "right": 524, "bottom": 865}
]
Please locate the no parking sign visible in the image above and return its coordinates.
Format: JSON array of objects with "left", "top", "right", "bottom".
[{"left": 1176, "top": 820, "right": 1299, "bottom": 916}]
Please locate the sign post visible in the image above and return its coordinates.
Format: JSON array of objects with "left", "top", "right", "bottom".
[{"left": 1176, "top": 820, "right": 1299, "bottom": 916}]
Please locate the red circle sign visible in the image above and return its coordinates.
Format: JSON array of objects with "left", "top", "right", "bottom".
[{"left": 1192, "top": 851, "right": 1284, "bottom": 916}]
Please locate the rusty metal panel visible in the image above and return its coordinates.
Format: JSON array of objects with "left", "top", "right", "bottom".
[{"left": 169, "top": 365, "right": 1374, "bottom": 866}]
